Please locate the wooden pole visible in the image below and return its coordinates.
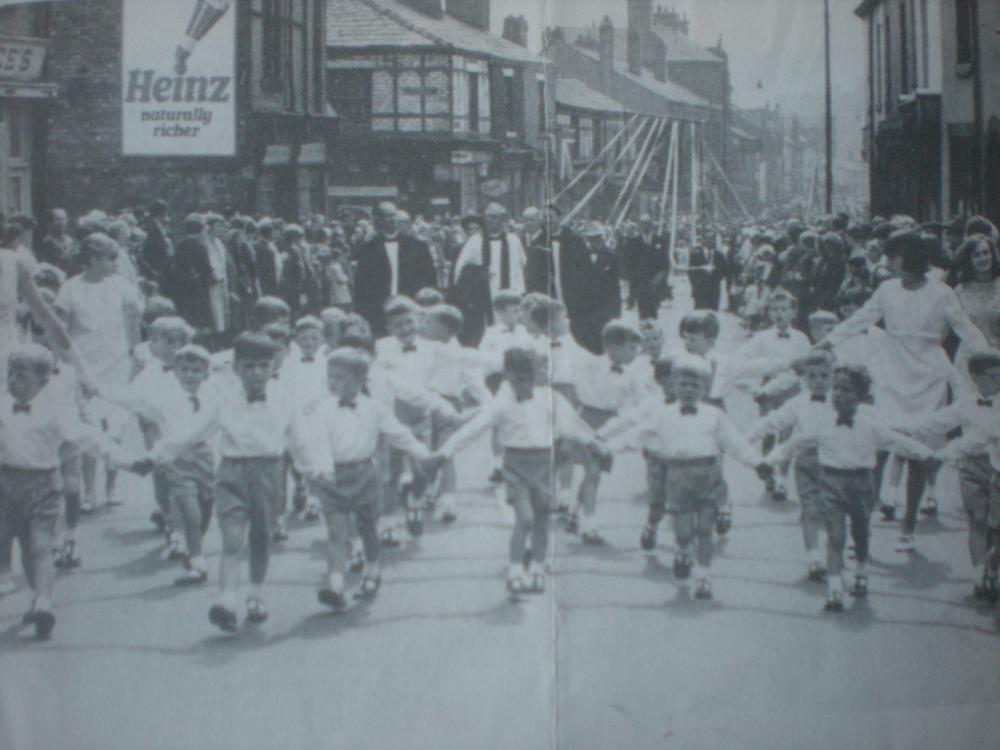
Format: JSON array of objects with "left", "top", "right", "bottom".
[
  {"left": 689, "top": 121, "right": 699, "bottom": 245},
  {"left": 823, "top": 0, "right": 834, "bottom": 213},
  {"left": 615, "top": 118, "right": 667, "bottom": 227},
  {"left": 607, "top": 117, "right": 661, "bottom": 222},
  {"left": 657, "top": 121, "right": 678, "bottom": 234},
  {"left": 668, "top": 120, "right": 682, "bottom": 263},
  {"left": 551, "top": 113, "right": 641, "bottom": 203}
]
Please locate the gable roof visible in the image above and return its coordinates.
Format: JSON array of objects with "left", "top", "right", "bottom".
[
  {"left": 327, "top": 0, "right": 541, "bottom": 64},
  {"left": 560, "top": 25, "right": 723, "bottom": 65},
  {"left": 556, "top": 77, "right": 628, "bottom": 115}
]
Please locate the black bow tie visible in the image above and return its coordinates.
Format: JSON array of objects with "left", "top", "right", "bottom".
[
  {"left": 338, "top": 397, "right": 357, "bottom": 410},
  {"left": 836, "top": 414, "right": 854, "bottom": 428},
  {"left": 515, "top": 393, "right": 531, "bottom": 403},
  {"left": 978, "top": 399, "right": 993, "bottom": 408},
  {"left": 402, "top": 344, "right": 417, "bottom": 353},
  {"left": 301, "top": 355, "right": 315, "bottom": 363},
  {"left": 12, "top": 402, "right": 30, "bottom": 414},
  {"left": 811, "top": 394, "right": 827, "bottom": 403},
  {"left": 680, "top": 404, "right": 698, "bottom": 416},
  {"left": 162, "top": 364, "right": 174, "bottom": 372},
  {"left": 776, "top": 331, "right": 791, "bottom": 339},
  {"left": 247, "top": 393, "right": 266, "bottom": 404},
  {"left": 551, "top": 341, "right": 562, "bottom": 349},
  {"left": 610, "top": 364, "right": 624, "bottom": 374},
  {"left": 189, "top": 395, "right": 201, "bottom": 413}
]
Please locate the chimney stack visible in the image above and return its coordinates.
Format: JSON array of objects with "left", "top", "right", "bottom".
[
  {"left": 446, "top": 0, "right": 491, "bottom": 32},
  {"left": 626, "top": 0, "right": 652, "bottom": 76},
  {"left": 502, "top": 15, "right": 529, "bottom": 47},
  {"left": 599, "top": 16, "right": 614, "bottom": 90}
]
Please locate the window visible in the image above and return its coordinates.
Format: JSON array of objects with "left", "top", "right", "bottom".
[
  {"left": 875, "top": 20, "right": 883, "bottom": 113},
  {"left": 955, "top": 0, "right": 974, "bottom": 67},
  {"left": 8, "top": 107, "right": 21, "bottom": 159},
  {"left": 884, "top": 16, "right": 892, "bottom": 110},
  {"left": 328, "top": 70, "right": 372, "bottom": 132},
  {"left": 468, "top": 73, "right": 480, "bottom": 134},
  {"left": 909, "top": 0, "right": 918, "bottom": 90},
  {"left": 570, "top": 115, "right": 580, "bottom": 158},
  {"left": 537, "top": 78, "right": 546, "bottom": 134},
  {"left": 503, "top": 69, "right": 516, "bottom": 137},
  {"left": 900, "top": 2, "right": 909, "bottom": 94},
  {"left": 261, "top": 0, "right": 302, "bottom": 107},
  {"left": 920, "top": 0, "right": 929, "bottom": 86}
]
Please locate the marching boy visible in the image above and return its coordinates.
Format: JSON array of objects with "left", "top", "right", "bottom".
[
  {"left": 138, "top": 333, "right": 310, "bottom": 633},
  {"left": 602, "top": 355, "right": 772, "bottom": 601},
  {"left": 0, "top": 345, "right": 120, "bottom": 638},
  {"left": 904, "top": 350, "right": 1000, "bottom": 602},
  {"left": 771, "top": 365, "right": 938, "bottom": 612},
  {"left": 301, "top": 348, "right": 431, "bottom": 608},
  {"left": 427, "top": 348, "right": 599, "bottom": 595},
  {"left": 746, "top": 349, "right": 836, "bottom": 581}
]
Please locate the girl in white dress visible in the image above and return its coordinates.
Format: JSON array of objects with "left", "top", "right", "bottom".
[{"left": 826, "top": 230, "right": 989, "bottom": 552}]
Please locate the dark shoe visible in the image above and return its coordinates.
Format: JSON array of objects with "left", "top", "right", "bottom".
[
  {"left": 349, "top": 549, "right": 365, "bottom": 574},
  {"left": 564, "top": 512, "right": 579, "bottom": 534},
  {"left": 522, "top": 549, "right": 533, "bottom": 569},
  {"left": 302, "top": 506, "right": 321, "bottom": 524},
  {"left": 488, "top": 469, "right": 503, "bottom": 485},
  {"left": 807, "top": 562, "right": 826, "bottom": 582},
  {"left": 271, "top": 528, "right": 289, "bottom": 543},
  {"left": 54, "top": 540, "right": 81, "bottom": 570},
  {"left": 982, "top": 574, "right": 999, "bottom": 606},
  {"left": 292, "top": 484, "right": 308, "bottom": 514},
  {"left": 527, "top": 573, "right": 546, "bottom": 593},
  {"left": 150, "top": 510, "right": 166, "bottom": 532},
  {"left": 919, "top": 498, "right": 938, "bottom": 517},
  {"left": 507, "top": 575, "right": 528, "bottom": 596},
  {"left": 672, "top": 554, "right": 692, "bottom": 580},
  {"left": 879, "top": 505, "right": 896, "bottom": 522},
  {"left": 406, "top": 508, "right": 424, "bottom": 537},
  {"left": 441, "top": 510, "right": 457, "bottom": 524},
  {"left": 824, "top": 591, "right": 845, "bottom": 612},
  {"left": 380, "top": 528, "right": 401, "bottom": 549},
  {"left": 208, "top": 604, "right": 238, "bottom": 633},
  {"left": 354, "top": 575, "right": 381, "bottom": 601},
  {"left": 694, "top": 578, "right": 713, "bottom": 600},
  {"left": 715, "top": 511, "right": 732, "bottom": 537},
  {"left": 318, "top": 588, "right": 347, "bottom": 610},
  {"left": 581, "top": 530, "right": 605, "bottom": 546},
  {"left": 639, "top": 524, "right": 657, "bottom": 551},
  {"left": 851, "top": 575, "right": 868, "bottom": 597},
  {"left": 24, "top": 609, "right": 56, "bottom": 640},
  {"left": 245, "top": 596, "right": 269, "bottom": 624},
  {"left": 174, "top": 568, "right": 208, "bottom": 587}
]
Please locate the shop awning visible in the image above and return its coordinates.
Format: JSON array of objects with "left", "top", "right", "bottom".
[
  {"left": 297, "top": 142, "right": 327, "bottom": 166},
  {"left": 262, "top": 145, "right": 293, "bottom": 166}
]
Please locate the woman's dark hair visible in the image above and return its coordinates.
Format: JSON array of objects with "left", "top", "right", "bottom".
[
  {"left": 77, "top": 232, "right": 119, "bottom": 267},
  {"left": 952, "top": 234, "right": 1000, "bottom": 285},
  {"left": 882, "top": 230, "right": 930, "bottom": 277}
]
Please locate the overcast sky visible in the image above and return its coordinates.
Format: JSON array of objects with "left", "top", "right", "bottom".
[{"left": 492, "top": 0, "right": 867, "bottom": 113}]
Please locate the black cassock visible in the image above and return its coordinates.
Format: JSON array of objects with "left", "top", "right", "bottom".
[
  {"left": 688, "top": 247, "right": 726, "bottom": 311},
  {"left": 558, "top": 230, "right": 620, "bottom": 354}
]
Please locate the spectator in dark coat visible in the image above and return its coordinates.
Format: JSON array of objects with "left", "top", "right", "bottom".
[
  {"left": 254, "top": 218, "right": 281, "bottom": 297},
  {"left": 139, "top": 199, "right": 173, "bottom": 287},
  {"left": 171, "top": 213, "right": 214, "bottom": 332},
  {"left": 37, "top": 208, "right": 77, "bottom": 272},
  {"left": 567, "top": 222, "right": 621, "bottom": 354}
]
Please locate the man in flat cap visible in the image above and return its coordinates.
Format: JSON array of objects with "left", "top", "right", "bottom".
[
  {"left": 172, "top": 213, "right": 215, "bottom": 336},
  {"left": 139, "top": 200, "right": 173, "bottom": 290}
]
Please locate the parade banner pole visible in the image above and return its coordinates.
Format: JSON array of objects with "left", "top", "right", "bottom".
[
  {"left": 615, "top": 118, "right": 667, "bottom": 228},
  {"left": 704, "top": 143, "right": 751, "bottom": 221},
  {"left": 608, "top": 117, "right": 662, "bottom": 224},
  {"left": 689, "top": 121, "right": 699, "bottom": 246},
  {"left": 551, "top": 113, "right": 641, "bottom": 203},
  {"left": 668, "top": 120, "right": 682, "bottom": 264},
  {"left": 657, "top": 122, "right": 678, "bottom": 235}
]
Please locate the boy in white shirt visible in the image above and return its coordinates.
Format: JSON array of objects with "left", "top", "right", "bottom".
[
  {"left": 428, "top": 348, "right": 599, "bottom": 594},
  {"left": 603, "top": 356, "right": 772, "bottom": 601},
  {"left": 303, "top": 348, "right": 431, "bottom": 608},
  {"left": 771, "top": 365, "right": 937, "bottom": 612}
]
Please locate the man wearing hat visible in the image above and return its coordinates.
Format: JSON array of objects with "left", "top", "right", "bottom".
[
  {"left": 278, "top": 223, "right": 308, "bottom": 318},
  {"left": 354, "top": 201, "right": 438, "bottom": 336},
  {"left": 172, "top": 213, "right": 215, "bottom": 335},
  {"left": 621, "top": 213, "right": 671, "bottom": 320},
  {"left": 451, "top": 203, "right": 527, "bottom": 344},
  {"left": 569, "top": 222, "right": 621, "bottom": 353},
  {"left": 254, "top": 217, "right": 281, "bottom": 298},
  {"left": 520, "top": 206, "right": 554, "bottom": 296}
]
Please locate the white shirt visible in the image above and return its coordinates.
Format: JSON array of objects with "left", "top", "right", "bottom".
[
  {"left": 720, "top": 326, "right": 811, "bottom": 391},
  {"left": 571, "top": 351, "right": 645, "bottom": 412},
  {"left": 774, "top": 405, "right": 932, "bottom": 470},
  {"left": 427, "top": 338, "right": 490, "bottom": 403},
  {"left": 439, "top": 384, "right": 593, "bottom": 457},
  {"left": 479, "top": 323, "right": 531, "bottom": 375},
  {"left": 453, "top": 233, "right": 527, "bottom": 295},
  {"left": 367, "top": 361, "right": 458, "bottom": 420},
  {"left": 298, "top": 393, "right": 428, "bottom": 474},
  {"left": 375, "top": 336, "right": 440, "bottom": 383},
  {"left": 745, "top": 390, "right": 831, "bottom": 444},
  {"left": 550, "top": 333, "right": 587, "bottom": 387},
  {"left": 278, "top": 349, "right": 329, "bottom": 410},
  {"left": 607, "top": 400, "right": 761, "bottom": 466},
  {"left": 384, "top": 238, "right": 400, "bottom": 296},
  {"left": 153, "top": 380, "right": 298, "bottom": 462},
  {"left": 0, "top": 393, "right": 100, "bottom": 470},
  {"left": 904, "top": 389, "right": 1000, "bottom": 470}
]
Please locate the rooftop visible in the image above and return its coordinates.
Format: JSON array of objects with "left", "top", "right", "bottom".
[
  {"left": 555, "top": 77, "right": 628, "bottom": 115},
  {"left": 327, "top": 0, "right": 541, "bottom": 64},
  {"left": 561, "top": 24, "right": 723, "bottom": 65}
]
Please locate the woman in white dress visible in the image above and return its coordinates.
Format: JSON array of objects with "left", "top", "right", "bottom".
[
  {"left": 54, "top": 233, "right": 142, "bottom": 508},
  {"left": 826, "top": 230, "right": 989, "bottom": 552}
]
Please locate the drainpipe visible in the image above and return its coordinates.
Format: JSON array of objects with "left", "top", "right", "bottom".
[{"left": 972, "top": 0, "right": 984, "bottom": 213}]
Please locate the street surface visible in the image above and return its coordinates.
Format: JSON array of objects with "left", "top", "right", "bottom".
[{"left": 2, "top": 279, "right": 999, "bottom": 750}]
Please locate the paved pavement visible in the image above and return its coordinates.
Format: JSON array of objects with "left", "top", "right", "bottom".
[{"left": 2, "top": 281, "right": 999, "bottom": 750}]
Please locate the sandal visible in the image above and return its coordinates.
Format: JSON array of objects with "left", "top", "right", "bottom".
[
  {"left": 807, "top": 562, "right": 826, "bottom": 582},
  {"left": 318, "top": 587, "right": 347, "bottom": 610},
  {"left": 694, "top": 578, "right": 713, "bottom": 600},
  {"left": 564, "top": 512, "right": 579, "bottom": 534},
  {"left": 507, "top": 575, "right": 528, "bottom": 596},
  {"left": 639, "top": 524, "right": 657, "bottom": 551},
  {"left": 54, "top": 540, "right": 82, "bottom": 570},
  {"left": 354, "top": 575, "right": 382, "bottom": 600},
  {"left": 245, "top": 596, "right": 269, "bottom": 624},
  {"left": 406, "top": 508, "right": 424, "bottom": 537},
  {"left": 672, "top": 554, "right": 693, "bottom": 580},
  {"left": 380, "top": 527, "right": 401, "bottom": 549},
  {"left": 824, "top": 591, "right": 845, "bottom": 612},
  {"left": 174, "top": 568, "right": 208, "bottom": 587},
  {"left": 715, "top": 511, "right": 732, "bottom": 536},
  {"left": 851, "top": 574, "right": 868, "bottom": 597},
  {"left": 528, "top": 573, "right": 545, "bottom": 593},
  {"left": 581, "top": 530, "right": 606, "bottom": 546}
]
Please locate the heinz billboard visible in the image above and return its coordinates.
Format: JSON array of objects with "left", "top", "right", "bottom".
[{"left": 122, "top": 0, "right": 236, "bottom": 157}]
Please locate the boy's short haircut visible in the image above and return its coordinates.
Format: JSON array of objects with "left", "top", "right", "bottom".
[
  {"left": 174, "top": 344, "right": 212, "bottom": 366},
  {"left": 678, "top": 311, "right": 719, "bottom": 340},
  {"left": 326, "top": 347, "right": 371, "bottom": 377},
  {"left": 260, "top": 322, "right": 291, "bottom": 346},
  {"left": 320, "top": 307, "right": 348, "bottom": 325},
  {"left": 384, "top": 295, "right": 419, "bottom": 319},
  {"left": 834, "top": 364, "right": 873, "bottom": 403},
  {"left": 427, "top": 304, "right": 464, "bottom": 334},
  {"left": 601, "top": 319, "right": 642, "bottom": 347},
  {"left": 252, "top": 296, "right": 291, "bottom": 327},
  {"left": 671, "top": 354, "right": 711, "bottom": 380},
  {"left": 503, "top": 347, "right": 536, "bottom": 377},
  {"left": 967, "top": 349, "right": 1000, "bottom": 377},
  {"left": 233, "top": 333, "right": 277, "bottom": 362},
  {"left": 338, "top": 313, "right": 373, "bottom": 343},
  {"left": 767, "top": 288, "right": 798, "bottom": 309},
  {"left": 414, "top": 287, "right": 445, "bottom": 307},
  {"left": 493, "top": 289, "right": 523, "bottom": 311},
  {"left": 339, "top": 331, "right": 375, "bottom": 353},
  {"left": 796, "top": 349, "right": 836, "bottom": 371},
  {"left": 525, "top": 295, "right": 563, "bottom": 331},
  {"left": 142, "top": 295, "right": 177, "bottom": 323},
  {"left": 653, "top": 356, "right": 675, "bottom": 381},
  {"left": 8, "top": 343, "right": 55, "bottom": 376},
  {"left": 808, "top": 309, "right": 840, "bottom": 326},
  {"left": 294, "top": 315, "right": 323, "bottom": 333},
  {"left": 149, "top": 316, "right": 194, "bottom": 343}
]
